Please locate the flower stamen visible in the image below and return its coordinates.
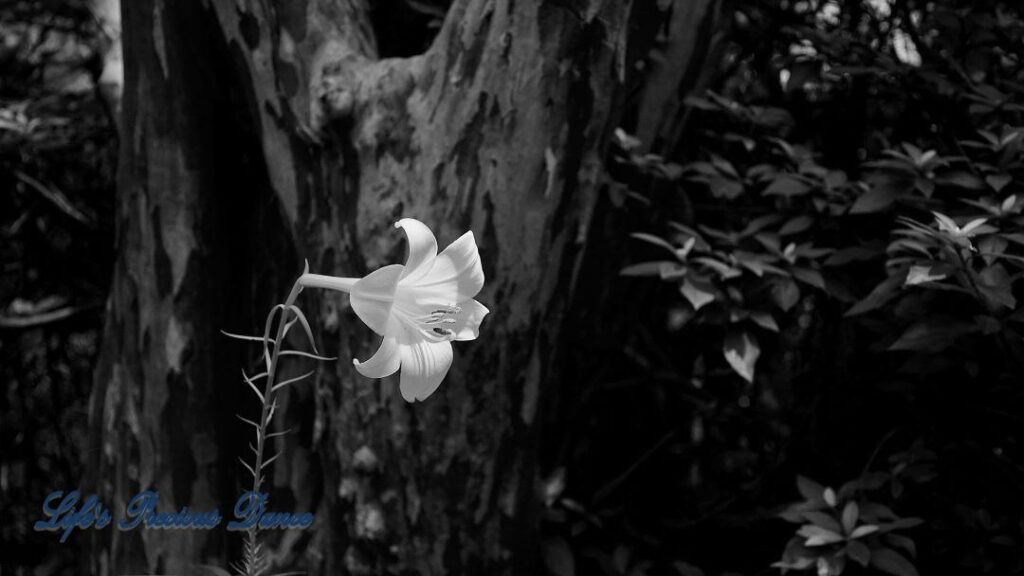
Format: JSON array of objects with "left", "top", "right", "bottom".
[
  {"left": 392, "top": 303, "right": 462, "bottom": 342},
  {"left": 417, "top": 305, "right": 462, "bottom": 325},
  {"left": 420, "top": 305, "right": 461, "bottom": 341}
]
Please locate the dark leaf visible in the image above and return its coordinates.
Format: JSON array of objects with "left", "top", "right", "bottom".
[
  {"left": 681, "top": 278, "right": 716, "bottom": 311},
  {"left": 986, "top": 174, "right": 1013, "bottom": 192},
  {"left": 885, "top": 534, "right": 917, "bottom": 559},
  {"left": 694, "top": 257, "right": 742, "bottom": 279},
  {"left": 797, "top": 475, "right": 826, "bottom": 502},
  {"left": 888, "top": 318, "right": 977, "bottom": 353},
  {"left": 905, "top": 265, "right": 948, "bottom": 286},
  {"left": 772, "top": 277, "right": 802, "bottom": 311},
  {"left": 764, "top": 174, "right": 811, "bottom": 197},
  {"left": 1007, "top": 307, "right": 1024, "bottom": 324},
  {"left": 754, "top": 232, "right": 782, "bottom": 252},
  {"left": 841, "top": 502, "right": 859, "bottom": 534},
  {"left": 825, "top": 245, "right": 882, "bottom": 266},
  {"left": 845, "top": 271, "right": 906, "bottom": 316},
  {"left": 978, "top": 264, "right": 1016, "bottom": 309},
  {"left": 620, "top": 262, "right": 675, "bottom": 277},
  {"left": 863, "top": 159, "right": 916, "bottom": 173},
  {"left": 779, "top": 501, "right": 818, "bottom": 522},
  {"left": 671, "top": 561, "right": 705, "bottom": 576},
  {"left": 850, "top": 185, "right": 898, "bottom": 214},
  {"left": 779, "top": 215, "right": 814, "bottom": 235},
  {"left": 749, "top": 311, "right": 779, "bottom": 332},
  {"left": 934, "top": 170, "right": 985, "bottom": 191},
  {"left": 798, "top": 524, "right": 844, "bottom": 546},
  {"left": 846, "top": 541, "right": 871, "bottom": 567},
  {"left": 723, "top": 330, "right": 759, "bottom": 383},
  {"left": 978, "top": 236, "right": 1008, "bottom": 266},
  {"left": 630, "top": 232, "right": 678, "bottom": 255},
  {"left": 712, "top": 179, "right": 744, "bottom": 199},
  {"left": 804, "top": 511, "right": 843, "bottom": 534},
  {"left": 858, "top": 472, "right": 891, "bottom": 491},
  {"left": 792, "top": 267, "right": 826, "bottom": 290},
  {"left": 878, "top": 517, "right": 924, "bottom": 532},
  {"left": 543, "top": 537, "right": 576, "bottom": 576},
  {"left": 741, "top": 213, "right": 785, "bottom": 237},
  {"left": 915, "top": 178, "right": 935, "bottom": 197},
  {"left": 869, "top": 547, "right": 919, "bottom": 576},
  {"left": 858, "top": 502, "right": 898, "bottom": 524}
]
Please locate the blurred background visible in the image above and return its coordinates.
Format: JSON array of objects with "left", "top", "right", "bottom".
[
  {"left": 1, "top": 1, "right": 115, "bottom": 573},
  {"left": 2, "top": 0, "right": 1023, "bottom": 575}
]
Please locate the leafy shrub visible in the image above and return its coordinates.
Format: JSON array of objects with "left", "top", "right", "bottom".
[
  {"left": 775, "top": 473, "right": 923, "bottom": 576},
  {"left": 599, "top": 1, "right": 1024, "bottom": 575}
]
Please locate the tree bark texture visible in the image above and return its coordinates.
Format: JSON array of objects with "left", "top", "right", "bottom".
[
  {"left": 86, "top": 1, "right": 646, "bottom": 574},
  {"left": 633, "top": 0, "right": 725, "bottom": 156}
]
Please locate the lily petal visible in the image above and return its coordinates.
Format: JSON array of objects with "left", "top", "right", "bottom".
[
  {"left": 396, "top": 219, "right": 438, "bottom": 283},
  {"left": 398, "top": 338, "right": 453, "bottom": 402},
  {"left": 351, "top": 264, "right": 402, "bottom": 336},
  {"left": 353, "top": 336, "right": 402, "bottom": 378},
  {"left": 452, "top": 299, "right": 489, "bottom": 341},
  {"left": 411, "top": 231, "right": 485, "bottom": 301}
]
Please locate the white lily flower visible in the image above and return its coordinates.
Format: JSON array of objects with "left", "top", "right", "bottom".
[{"left": 300, "top": 219, "right": 489, "bottom": 402}]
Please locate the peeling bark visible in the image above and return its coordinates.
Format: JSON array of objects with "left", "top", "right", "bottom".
[
  {"left": 88, "top": 0, "right": 654, "bottom": 574},
  {"left": 89, "top": 0, "right": 122, "bottom": 131},
  {"left": 634, "top": 0, "right": 725, "bottom": 155}
]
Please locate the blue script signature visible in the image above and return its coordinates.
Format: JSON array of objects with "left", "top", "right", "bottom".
[{"left": 34, "top": 490, "right": 314, "bottom": 542}]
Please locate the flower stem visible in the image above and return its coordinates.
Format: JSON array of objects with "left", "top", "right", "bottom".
[
  {"left": 299, "top": 273, "right": 357, "bottom": 293},
  {"left": 244, "top": 277, "right": 303, "bottom": 575}
]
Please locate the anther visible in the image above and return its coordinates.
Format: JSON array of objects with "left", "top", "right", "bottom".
[{"left": 428, "top": 327, "right": 456, "bottom": 340}]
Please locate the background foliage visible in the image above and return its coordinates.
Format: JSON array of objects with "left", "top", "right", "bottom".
[
  {"left": 0, "top": 1, "right": 115, "bottom": 574},
  {"left": 547, "top": 1, "right": 1024, "bottom": 576},
  {"left": 1, "top": 1, "right": 1022, "bottom": 576}
]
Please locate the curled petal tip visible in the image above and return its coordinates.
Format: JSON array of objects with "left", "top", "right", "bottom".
[
  {"left": 395, "top": 219, "right": 438, "bottom": 282},
  {"left": 352, "top": 337, "right": 402, "bottom": 378},
  {"left": 395, "top": 217, "right": 427, "bottom": 230},
  {"left": 303, "top": 259, "right": 310, "bottom": 274}
]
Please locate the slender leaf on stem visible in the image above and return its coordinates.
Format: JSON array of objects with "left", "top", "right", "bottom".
[
  {"left": 287, "top": 305, "right": 319, "bottom": 353},
  {"left": 237, "top": 414, "right": 260, "bottom": 430},
  {"left": 278, "top": 350, "right": 337, "bottom": 361},
  {"left": 266, "top": 400, "right": 278, "bottom": 427},
  {"left": 262, "top": 304, "right": 286, "bottom": 341},
  {"left": 242, "top": 370, "right": 266, "bottom": 403},
  {"left": 239, "top": 457, "right": 256, "bottom": 479},
  {"left": 261, "top": 452, "right": 281, "bottom": 470},
  {"left": 265, "top": 428, "right": 292, "bottom": 440},
  {"left": 220, "top": 330, "right": 269, "bottom": 343},
  {"left": 272, "top": 370, "right": 316, "bottom": 393},
  {"left": 281, "top": 316, "right": 299, "bottom": 340},
  {"left": 262, "top": 304, "right": 286, "bottom": 370}
]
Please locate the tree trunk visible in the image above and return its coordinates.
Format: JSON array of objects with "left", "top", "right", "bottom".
[{"left": 86, "top": 0, "right": 647, "bottom": 574}]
